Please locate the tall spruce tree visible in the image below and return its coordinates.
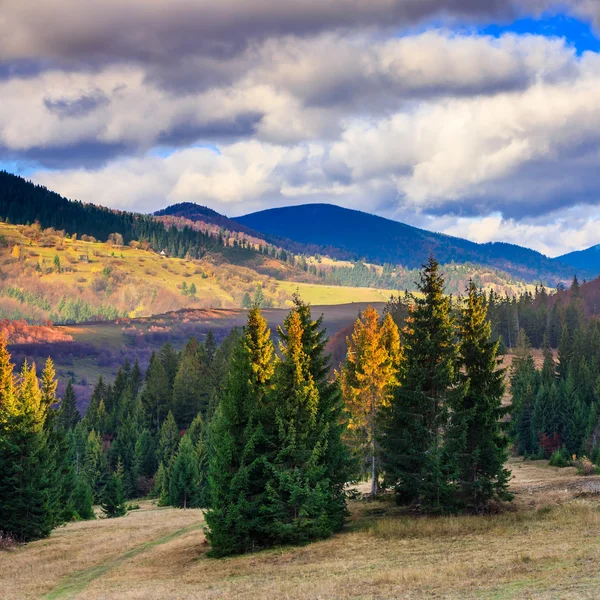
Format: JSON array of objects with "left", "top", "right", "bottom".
[
  {"left": 260, "top": 301, "right": 350, "bottom": 545},
  {"left": 287, "top": 295, "right": 351, "bottom": 530},
  {"left": 168, "top": 434, "right": 201, "bottom": 508},
  {"left": 57, "top": 380, "right": 81, "bottom": 430},
  {"left": 0, "top": 345, "right": 61, "bottom": 541},
  {"left": 140, "top": 353, "right": 171, "bottom": 433},
  {"left": 382, "top": 256, "right": 458, "bottom": 511},
  {"left": 205, "top": 307, "right": 275, "bottom": 557},
  {"left": 510, "top": 330, "right": 539, "bottom": 456},
  {"left": 449, "top": 281, "right": 511, "bottom": 510},
  {"left": 172, "top": 338, "right": 208, "bottom": 428}
]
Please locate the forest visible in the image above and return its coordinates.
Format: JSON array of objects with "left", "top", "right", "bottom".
[{"left": 1, "top": 259, "right": 517, "bottom": 556}]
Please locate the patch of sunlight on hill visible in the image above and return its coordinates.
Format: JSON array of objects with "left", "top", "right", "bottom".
[{"left": 276, "top": 281, "right": 397, "bottom": 305}]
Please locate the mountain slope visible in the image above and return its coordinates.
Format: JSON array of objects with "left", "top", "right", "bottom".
[
  {"left": 235, "top": 203, "right": 583, "bottom": 284},
  {"left": 556, "top": 245, "right": 600, "bottom": 276}
]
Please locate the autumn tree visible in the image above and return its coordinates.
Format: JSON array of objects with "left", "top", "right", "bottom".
[{"left": 341, "top": 306, "right": 400, "bottom": 495}]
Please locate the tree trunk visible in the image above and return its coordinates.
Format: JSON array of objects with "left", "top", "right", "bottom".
[{"left": 370, "top": 392, "right": 378, "bottom": 497}]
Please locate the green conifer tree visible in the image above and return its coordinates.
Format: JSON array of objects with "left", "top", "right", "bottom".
[
  {"left": 168, "top": 435, "right": 200, "bottom": 508},
  {"left": 57, "top": 380, "right": 81, "bottom": 430},
  {"left": 157, "top": 410, "right": 180, "bottom": 469},
  {"left": 382, "top": 256, "right": 458, "bottom": 510},
  {"left": 101, "top": 471, "right": 127, "bottom": 518},
  {"left": 205, "top": 307, "right": 275, "bottom": 557},
  {"left": 172, "top": 338, "right": 208, "bottom": 428},
  {"left": 260, "top": 309, "right": 336, "bottom": 545},
  {"left": 449, "top": 281, "right": 512, "bottom": 509}
]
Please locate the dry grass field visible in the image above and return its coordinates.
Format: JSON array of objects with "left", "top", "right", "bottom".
[{"left": 2, "top": 459, "right": 600, "bottom": 599}]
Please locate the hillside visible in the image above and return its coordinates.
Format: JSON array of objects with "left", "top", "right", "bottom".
[
  {"left": 556, "top": 244, "right": 600, "bottom": 275},
  {"left": 0, "top": 221, "right": 299, "bottom": 323},
  {"left": 235, "top": 203, "right": 584, "bottom": 284}
]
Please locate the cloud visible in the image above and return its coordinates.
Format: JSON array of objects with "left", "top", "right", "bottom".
[
  {"left": 0, "top": 1, "right": 542, "bottom": 67},
  {"left": 4, "top": 0, "right": 600, "bottom": 255},
  {"left": 0, "top": 32, "right": 582, "bottom": 167}
]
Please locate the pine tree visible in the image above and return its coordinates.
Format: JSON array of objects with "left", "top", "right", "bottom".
[
  {"left": 168, "top": 435, "right": 200, "bottom": 508},
  {"left": 157, "top": 411, "right": 180, "bottom": 469},
  {"left": 159, "top": 343, "right": 180, "bottom": 388},
  {"left": 153, "top": 462, "right": 170, "bottom": 506},
  {"left": 382, "top": 257, "right": 458, "bottom": 510},
  {"left": 101, "top": 472, "right": 127, "bottom": 518},
  {"left": 172, "top": 338, "right": 209, "bottom": 428},
  {"left": 260, "top": 307, "right": 341, "bottom": 545},
  {"left": 341, "top": 307, "right": 400, "bottom": 495},
  {"left": 557, "top": 326, "right": 572, "bottom": 380},
  {"left": 84, "top": 430, "right": 108, "bottom": 502},
  {"left": 0, "top": 346, "right": 60, "bottom": 541},
  {"left": 205, "top": 307, "right": 275, "bottom": 557},
  {"left": 134, "top": 429, "right": 157, "bottom": 480},
  {"left": 287, "top": 295, "right": 351, "bottom": 530},
  {"left": 140, "top": 353, "right": 171, "bottom": 433},
  {"left": 540, "top": 335, "right": 556, "bottom": 385},
  {"left": 449, "top": 281, "right": 511, "bottom": 509},
  {"left": 562, "top": 374, "right": 586, "bottom": 456},
  {"left": 71, "top": 475, "right": 95, "bottom": 521},
  {"left": 510, "top": 330, "right": 539, "bottom": 456},
  {"left": 57, "top": 380, "right": 81, "bottom": 430}
]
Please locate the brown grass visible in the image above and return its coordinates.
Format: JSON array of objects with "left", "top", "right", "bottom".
[{"left": 2, "top": 459, "right": 600, "bottom": 599}]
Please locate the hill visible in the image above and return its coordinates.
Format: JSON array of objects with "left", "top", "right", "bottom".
[
  {"left": 235, "top": 203, "right": 583, "bottom": 284},
  {"left": 556, "top": 245, "right": 600, "bottom": 276},
  {"left": 155, "top": 202, "right": 262, "bottom": 238}
]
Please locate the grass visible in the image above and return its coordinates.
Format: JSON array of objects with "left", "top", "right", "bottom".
[
  {"left": 276, "top": 281, "right": 397, "bottom": 305},
  {"left": 3, "top": 460, "right": 600, "bottom": 599}
]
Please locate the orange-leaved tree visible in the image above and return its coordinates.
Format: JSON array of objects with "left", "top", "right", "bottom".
[{"left": 341, "top": 306, "right": 401, "bottom": 495}]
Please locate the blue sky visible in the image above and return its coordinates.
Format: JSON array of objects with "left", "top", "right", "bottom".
[
  {"left": 480, "top": 13, "right": 600, "bottom": 54},
  {"left": 3, "top": 0, "right": 600, "bottom": 256}
]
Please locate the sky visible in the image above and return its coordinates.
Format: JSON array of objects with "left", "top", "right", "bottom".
[{"left": 3, "top": 1, "right": 600, "bottom": 257}]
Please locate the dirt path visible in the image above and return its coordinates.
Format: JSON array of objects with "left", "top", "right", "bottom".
[{"left": 44, "top": 522, "right": 204, "bottom": 600}]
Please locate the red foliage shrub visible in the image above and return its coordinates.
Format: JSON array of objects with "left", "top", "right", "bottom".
[{"left": 0, "top": 319, "right": 74, "bottom": 344}]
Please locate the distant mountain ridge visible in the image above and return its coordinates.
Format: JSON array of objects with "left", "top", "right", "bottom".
[
  {"left": 234, "top": 203, "right": 588, "bottom": 284},
  {"left": 556, "top": 245, "right": 600, "bottom": 274}
]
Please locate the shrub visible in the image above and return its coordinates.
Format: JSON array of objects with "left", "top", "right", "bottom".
[
  {"left": 549, "top": 447, "right": 571, "bottom": 468},
  {"left": 576, "top": 457, "right": 600, "bottom": 477},
  {"left": 0, "top": 531, "right": 17, "bottom": 551}
]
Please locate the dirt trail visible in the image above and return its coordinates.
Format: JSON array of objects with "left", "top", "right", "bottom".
[{"left": 44, "top": 522, "right": 204, "bottom": 600}]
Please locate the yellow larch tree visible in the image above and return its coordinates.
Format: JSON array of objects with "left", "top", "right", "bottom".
[{"left": 341, "top": 306, "right": 401, "bottom": 495}]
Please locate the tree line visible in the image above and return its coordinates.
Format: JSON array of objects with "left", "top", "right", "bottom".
[{"left": 1, "top": 259, "right": 511, "bottom": 556}]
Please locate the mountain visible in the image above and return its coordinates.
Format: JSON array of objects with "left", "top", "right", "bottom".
[
  {"left": 154, "top": 202, "right": 262, "bottom": 238},
  {"left": 235, "top": 203, "right": 584, "bottom": 284},
  {"left": 556, "top": 245, "right": 600, "bottom": 276}
]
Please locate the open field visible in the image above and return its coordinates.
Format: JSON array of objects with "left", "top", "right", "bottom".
[
  {"left": 275, "top": 281, "right": 397, "bottom": 305},
  {"left": 2, "top": 459, "right": 600, "bottom": 599}
]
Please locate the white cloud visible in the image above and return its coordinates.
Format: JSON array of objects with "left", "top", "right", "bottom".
[{"left": 4, "top": 1, "right": 600, "bottom": 255}]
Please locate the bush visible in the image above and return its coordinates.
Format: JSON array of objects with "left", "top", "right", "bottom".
[
  {"left": 0, "top": 531, "right": 17, "bottom": 551},
  {"left": 576, "top": 457, "right": 600, "bottom": 477},
  {"left": 549, "top": 447, "right": 571, "bottom": 468}
]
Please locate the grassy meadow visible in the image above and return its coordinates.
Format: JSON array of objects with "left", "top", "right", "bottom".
[{"left": 2, "top": 459, "right": 600, "bottom": 599}]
